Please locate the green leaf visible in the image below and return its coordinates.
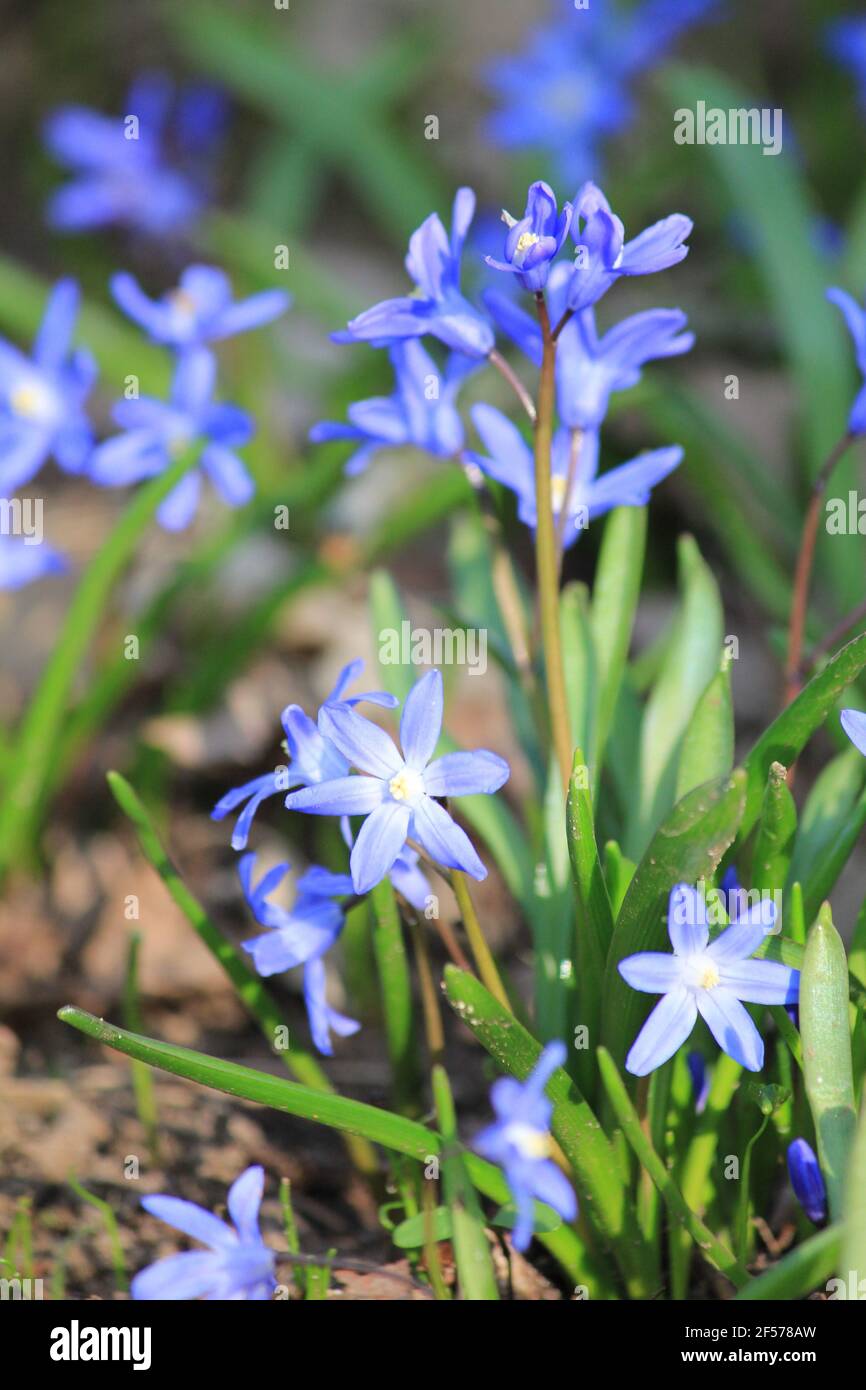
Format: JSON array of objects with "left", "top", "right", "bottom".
[
  {"left": 392, "top": 1206, "right": 453, "bottom": 1249},
  {"left": 0, "top": 449, "right": 200, "bottom": 879},
  {"left": 675, "top": 651, "right": 734, "bottom": 802},
  {"left": 842, "top": 1093, "right": 866, "bottom": 1297},
  {"left": 749, "top": 761, "right": 797, "bottom": 898},
  {"left": 597, "top": 1048, "right": 747, "bottom": 1289},
  {"left": 603, "top": 771, "right": 747, "bottom": 1069},
  {"left": 590, "top": 506, "right": 647, "bottom": 777},
  {"left": 560, "top": 581, "right": 596, "bottom": 771},
  {"left": 628, "top": 535, "right": 724, "bottom": 858},
  {"left": 801, "top": 905, "right": 857, "bottom": 1221},
  {"left": 566, "top": 752, "right": 612, "bottom": 1093},
  {"left": 787, "top": 748, "right": 866, "bottom": 924},
  {"left": 104, "top": 771, "right": 377, "bottom": 1176},
  {"left": 441, "top": 965, "right": 655, "bottom": 1297},
  {"left": 431, "top": 1066, "right": 499, "bottom": 1300},
  {"left": 734, "top": 1226, "right": 841, "bottom": 1301},
  {"left": 738, "top": 631, "right": 866, "bottom": 845}
]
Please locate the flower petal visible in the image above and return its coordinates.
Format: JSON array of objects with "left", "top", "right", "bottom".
[
  {"left": 412, "top": 794, "right": 486, "bottom": 879},
  {"left": 531, "top": 1159, "right": 578, "bottom": 1223},
  {"left": 131, "top": 1250, "right": 222, "bottom": 1301},
  {"left": 667, "top": 883, "right": 709, "bottom": 955},
  {"left": 696, "top": 987, "right": 764, "bottom": 1071},
  {"left": 285, "top": 775, "right": 385, "bottom": 817},
  {"left": 841, "top": 707, "right": 866, "bottom": 758},
  {"left": 319, "top": 703, "right": 403, "bottom": 779},
  {"left": 140, "top": 1196, "right": 235, "bottom": 1251},
  {"left": 618, "top": 951, "right": 682, "bottom": 994},
  {"left": 227, "top": 1166, "right": 264, "bottom": 1243},
  {"left": 400, "top": 668, "right": 443, "bottom": 768},
  {"left": 625, "top": 985, "right": 697, "bottom": 1076},
  {"left": 716, "top": 960, "right": 799, "bottom": 1007},
  {"left": 423, "top": 749, "right": 510, "bottom": 797},
  {"left": 350, "top": 800, "right": 412, "bottom": 893}
]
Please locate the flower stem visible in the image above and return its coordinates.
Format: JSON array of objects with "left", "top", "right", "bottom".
[
  {"left": 488, "top": 348, "right": 537, "bottom": 423},
  {"left": 408, "top": 913, "right": 446, "bottom": 1065},
  {"left": 783, "top": 432, "right": 854, "bottom": 705},
  {"left": 534, "top": 292, "right": 573, "bottom": 789},
  {"left": 451, "top": 870, "right": 511, "bottom": 1012}
]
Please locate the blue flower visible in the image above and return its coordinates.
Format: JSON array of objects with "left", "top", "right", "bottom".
[
  {"left": 483, "top": 0, "right": 720, "bottom": 187},
  {"left": 285, "top": 668, "right": 509, "bottom": 894},
  {"left": 0, "top": 279, "right": 96, "bottom": 492},
  {"left": 841, "top": 707, "right": 866, "bottom": 756},
  {"left": 132, "top": 1165, "right": 276, "bottom": 1301},
  {"left": 239, "top": 854, "right": 360, "bottom": 1056},
  {"left": 472, "top": 1041, "right": 577, "bottom": 1252},
  {"left": 111, "top": 265, "right": 290, "bottom": 352},
  {"left": 88, "top": 348, "right": 254, "bottom": 531},
  {"left": 212, "top": 660, "right": 398, "bottom": 850},
  {"left": 618, "top": 883, "right": 800, "bottom": 1076},
  {"left": 485, "top": 262, "right": 693, "bottom": 430},
  {"left": 467, "top": 401, "right": 682, "bottom": 549},
  {"left": 310, "top": 341, "right": 476, "bottom": 476},
  {"left": 827, "top": 17, "right": 866, "bottom": 109},
  {"left": 44, "top": 73, "right": 223, "bottom": 238},
  {"left": 826, "top": 289, "right": 866, "bottom": 433},
  {"left": 566, "top": 182, "right": 692, "bottom": 313},
  {"left": 485, "top": 182, "right": 573, "bottom": 294},
  {"left": 0, "top": 536, "right": 67, "bottom": 591},
  {"left": 337, "top": 189, "right": 495, "bottom": 358},
  {"left": 786, "top": 1138, "right": 827, "bottom": 1226}
]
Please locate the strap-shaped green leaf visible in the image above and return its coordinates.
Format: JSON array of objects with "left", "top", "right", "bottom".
[
  {"left": 675, "top": 652, "right": 734, "bottom": 802},
  {"left": 801, "top": 905, "right": 857, "bottom": 1221}
]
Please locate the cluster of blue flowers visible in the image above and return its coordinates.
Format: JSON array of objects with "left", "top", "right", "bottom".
[
  {"left": 0, "top": 266, "right": 288, "bottom": 582},
  {"left": 213, "top": 663, "right": 509, "bottom": 1055},
  {"left": 482, "top": 0, "right": 720, "bottom": 187},
  {"left": 312, "top": 179, "right": 692, "bottom": 550}
]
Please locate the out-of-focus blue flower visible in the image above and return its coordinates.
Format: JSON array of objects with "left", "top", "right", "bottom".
[
  {"left": 786, "top": 1138, "right": 827, "bottom": 1225},
  {"left": 485, "top": 262, "right": 693, "bottom": 430},
  {"left": 0, "top": 279, "right": 96, "bottom": 492},
  {"left": 618, "top": 883, "right": 799, "bottom": 1076},
  {"left": 472, "top": 1041, "right": 577, "bottom": 1252},
  {"left": 686, "top": 1051, "right": 710, "bottom": 1114},
  {"left": 467, "top": 401, "right": 682, "bottom": 549},
  {"left": 239, "top": 854, "right": 360, "bottom": 1055},
  {"left": 485, "top": 181, "right": 572, "bottom": 294},
  {"left": 484, "top": 0, "right": 720, "bottom": 187},
  {"left": 827, "top": 288, "right": 866, "bottom": 433},
  {"left": 285, "top": 668, "right": 509, "bottom": 894},
  {"left": 111, "top": 265, "right": 290, "bottom": 352},
  {"left": 337, "top": 189, "right": 495, "bottom": 358},
  {"left": 0, "top": 536, "right": 67, "bottom": 590},
  {"left": 212, "top": 660, "right": 398, "bottom": 850},
  {"left": 827, "top": 17, "right": 866, "bottom": 109},
  {"left": 88, "top": 348, "right": 254, "bottom": 531},
  {"left": 567, "top": 182, "right": 692, "bottom": 313},
  {"left": 310, "top": 341, "right": 476, "bottom": 476},
  {"left": 132, "top": 1166, "right": 276, "bottom": 1301},
  {"left": 44, "top": 73, "right": 224, "bottom": 238}
]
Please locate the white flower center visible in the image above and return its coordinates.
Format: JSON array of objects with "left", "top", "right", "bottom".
[
  {"left": 11, "top": 378, "right": 58, "bottom": 424},
  {"left": 503, "top": 1122, "right": 551, "bottom": 1160},
  {"left": 388, "top": 766, "right": 425, "bottom": 802},
  {"left": 168, "top": 288, "right": 198, "bottom": 321},
  {"left": 684, "top": 954, "right": 721, "bottom": 992}
]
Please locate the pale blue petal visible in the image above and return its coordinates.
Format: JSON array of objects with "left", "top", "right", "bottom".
[
  {"left": 132, "top": 1250, "right": 221, "bottom": 1301},
  {"left": 412, "top": 794, "right": 486, "bottom": 879},
  {"left": 423, "top": 749, "right": 510, "bottom": 797},
  {"left": 717, "top": 960, "right": 799, "bottom": 1007},
  {"left": 696, "top": 987, "right": 764, "bottom": 1070},
  {"left": 625, "top": 985, "right": 697, "bottom": 1076},
  {"left": 618, "top": 951, "right": 682, "bottom": 993},
  {"left": 667, "top": 883, "right": 709, "bottom": 955},
  {"left": 841, "top": 708, "right": 866, "bottom": 758},
  {"left": 285, "top": 775, "right": 385, "bottom": 817},
  {"left": 140, "top": 1195, "right": 235, "bottom": 1251},
  {"left": 399, "top": 668, "right": 443, "bottom": 768},
  {"left": 350, "top": 800, "right": 412, "bottom": 893},
  {"left": 227, "top": 1166, "right": 264, "bottom": 1243},
  {"left": 318, "top": 703, "right": 403, "bottom": 779}
]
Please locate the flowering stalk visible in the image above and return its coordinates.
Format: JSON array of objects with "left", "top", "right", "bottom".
[
  {"left": 783, "top": 432, "right": 853, "bottom": 704},
  {"left": 533, "top": 291, "right": 573, "bottom": 790},
  {"left": 451, "top": 868, "right": 511, "bottom": 1011}
]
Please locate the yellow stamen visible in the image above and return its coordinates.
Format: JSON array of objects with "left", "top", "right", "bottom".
[{"left": 388, "top": 767, "right": 424, "bottom": 802}]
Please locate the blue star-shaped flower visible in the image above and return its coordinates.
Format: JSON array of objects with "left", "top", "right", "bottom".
[
  {"left": 566, "top": 181, "right": 692, "bottom": 314},
  {"left": 472, "top": 1040, "right": 577, "bottom": 1252},
  {"left": 88, "top": 348, "right": 254, "bottom": 531},
  {"left": 618, "top": 883, "right": 800, "bottom": 1076},
  {"left": 310, "top": 340, "right": 476, "bottom": 476},
  {"left": 0, "top": 279, "right": 96, "bottom": 492},
  {"left": 285, "top": 668, "right": 509, "bottom": 894},
  {"left": 485, "top": 181, "right": 573, "bottom": 294},
  {"left": 337, "top": 189, "right": 494, "bottom": 358},
  {"left": 111, "top": 264, "right": 290, "bottom": 352},
  {"left": 132, "top": 1166, "right": 276, "bottom": 1301},
  {"left": 786, "top": 1138, "right": 827, "bottom": 1225}
]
